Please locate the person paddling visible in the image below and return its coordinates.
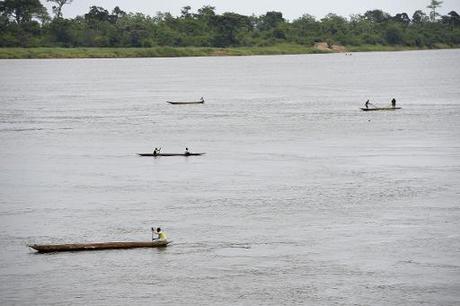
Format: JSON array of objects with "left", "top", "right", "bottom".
[
  {"left": 151, "top": 227, "right": 167, "bottom": 241},
  {"left": 185, "top": 147, "right": 190, "bottom": 156},
  {"left": 391, "top": 98, "right": 396, "bottom": 108},
  {"left": 365, "top": 99, "right": 370, "bottom": 109},
  {"left": 200, "top": 97, "right": 204, "bottom": 102},
  {"left": 153, "top": 147, "right": 161, "bottom": 156}
]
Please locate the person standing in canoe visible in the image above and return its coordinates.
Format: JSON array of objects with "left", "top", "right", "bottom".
[
  {"left": 391, "top": 98, "right": 396, "bottom": 108},
  {"left": 185, "top": 147, "right": 190, "bottom": 156},
  {"left": 365, "top": 100, "right": 370, "bottom": 109},
  {"left": 151, "top": 227, "right": 167, "bottom": 241}
]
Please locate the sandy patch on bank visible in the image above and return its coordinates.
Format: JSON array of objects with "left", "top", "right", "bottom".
[
  {"left": 314, "top": 42, "right": 347, "bottom": 53},
  {"left": 211, "top": 49, "right": 230, "bottom": 56}
]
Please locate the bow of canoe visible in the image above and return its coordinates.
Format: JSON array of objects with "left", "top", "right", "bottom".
[{"left": 29, "top": 240, "right": 170, "bottom": 253}]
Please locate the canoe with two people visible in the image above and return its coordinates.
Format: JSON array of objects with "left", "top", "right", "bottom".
[
  {"left": 362, "top": 98, "right": 401, "bottom": 111},
  {"left": 138, "top": 146, "right": 205, "bottom": 157}
]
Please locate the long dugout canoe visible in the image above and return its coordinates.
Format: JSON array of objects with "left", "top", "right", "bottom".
[
  {"left": 29, "top": 240, "right": 170, "bottom": 253},
  {"left": 167, "top": 101, "right": 204, "bottom": 105},
  {"left": 138, "top": 153, "right": 205, "bottom": 157},
  {"left": 361, "top": 107, "right": 402, "bottom": 111}
]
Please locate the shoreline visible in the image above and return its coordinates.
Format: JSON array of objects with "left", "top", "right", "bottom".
[{"left": 0, "top": 44, "right": 458, "bottom": 59}]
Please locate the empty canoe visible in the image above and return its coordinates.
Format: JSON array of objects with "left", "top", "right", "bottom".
[
  {"left": 29, "top": 240, "right": 170, "bottom": 253},
  {"left": 167, "top": 101, "right": 204, "bottom": 105},
  {"left": 361, "top": 107, "right": 402, "bottom": 111},
  {"left": 138, "top": 153, "right": 205, "bottom": 157}
]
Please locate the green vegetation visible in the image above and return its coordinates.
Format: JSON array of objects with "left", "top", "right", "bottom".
[{"left": 0, "top": 0, "right": 459, "bottom": 58}]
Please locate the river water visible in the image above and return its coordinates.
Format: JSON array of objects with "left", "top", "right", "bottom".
[{"left": 0, "top": 50, "right": 459, "bottom": 305}]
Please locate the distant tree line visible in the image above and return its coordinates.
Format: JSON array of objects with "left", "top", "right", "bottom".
[{"left": 0, "top": 0, "right": 459, "bottom": 48}]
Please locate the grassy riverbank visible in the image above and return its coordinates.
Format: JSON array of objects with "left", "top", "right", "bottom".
[
  {"left": 347, "top": 43, "right": 456, "bottom": 52},
  {"left": 0, "top": 44, "right": 457, "bottom": 59},
  {"left": 0, "top": 45, "right": 321, "bottom": 59}
]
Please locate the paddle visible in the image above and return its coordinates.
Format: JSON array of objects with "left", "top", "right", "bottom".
[
  {"left": 364, "top": 100, "right": 377, "bottom": 109},
  {"left": 365, "top": 101, "right": 377, "bottom": 108},
  {"left": 369, "top": 102, "right": 378, "bottom": 108}
]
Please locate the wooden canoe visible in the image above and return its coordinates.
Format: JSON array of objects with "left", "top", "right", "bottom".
[
  {"left": 361, "top": 107, "right": 401, "bottom": 111},
  {"left": 167, "top": 101, "right": 204, "bottom": 105},
  {"left": 138, "top": 153, "right": 205, "bottom": 157},
  {"left": 29, "top": 240, "right": 170, "bottom": 253}
]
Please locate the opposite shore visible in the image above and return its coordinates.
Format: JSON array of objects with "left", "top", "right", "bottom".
[{"left": 0, "top": 43, "right": 458, "bottom": 59}]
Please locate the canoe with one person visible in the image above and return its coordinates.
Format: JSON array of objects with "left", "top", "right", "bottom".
[
  {"left": 29, "top": 240, "right": 170, "bottom": 253},
  {"left": 30, "top": 227, "right": 170, "bottom": 253}
]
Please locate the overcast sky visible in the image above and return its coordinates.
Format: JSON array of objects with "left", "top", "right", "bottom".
[{"left": 41, "top": 0, "right": 460, "bottom": 20}]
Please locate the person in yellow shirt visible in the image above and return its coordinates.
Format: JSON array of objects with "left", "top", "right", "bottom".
[{"left": 151, "top": 227, "right": 167, "bottom": 241}]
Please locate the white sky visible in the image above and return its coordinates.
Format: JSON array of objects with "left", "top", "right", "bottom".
[{"left": 42, "top": 0, "right": 460, "bottom": 20}]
